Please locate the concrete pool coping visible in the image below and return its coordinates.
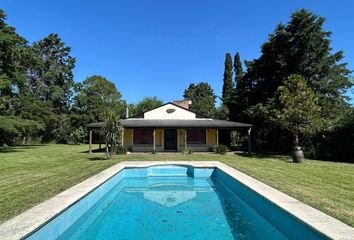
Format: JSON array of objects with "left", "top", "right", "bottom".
[{"left": 0, "top": 161, "right": 353, "bottom": 240}]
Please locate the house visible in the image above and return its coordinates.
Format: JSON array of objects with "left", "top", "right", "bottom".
[{"left": 87, "top": 100, "right": 252, "bottom": 153}]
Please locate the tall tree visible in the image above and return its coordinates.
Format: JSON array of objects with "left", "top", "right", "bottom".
[
  {"left": 229, "top": 9, "right": 353, "bottom": 153},
  {"left": 31, "top": 34, "right": 76, "bottom": 114},
  {"left": 28, "top": 34, "right": 76, "bottom": 142},
  {"left": 0, "top": 9, "right": 45, "bottom": 145},
  {"left": 244, "top": 9, "right": 352, "bottom": 118},
  {"left": 183, "top": 82, "right": 217, "bottom": 117},
  {"left": 222, "top": 53, "right": 233, "bottom": 106},
  {"left": 71, "top": 75, "right": 124, "bottom": 128},
  {"left": 233, "top": 52, "right": 244, "bottom": 86},
  {"left": 0, "top": 9, "right": 28, "bottom": 115}
]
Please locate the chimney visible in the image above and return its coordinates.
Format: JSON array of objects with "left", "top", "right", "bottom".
[
  {"left": 125, "top": 106, "right": 129, "bottom": 118},
  {"left": 172, "top": 100, "right": 190, "bottom": 109}
]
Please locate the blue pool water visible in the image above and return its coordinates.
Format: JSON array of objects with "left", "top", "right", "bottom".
[{"left": 27, "top": 165, "right": 326, "bottom": 240}]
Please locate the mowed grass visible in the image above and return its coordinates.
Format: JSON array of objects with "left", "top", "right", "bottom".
[{"left": 0, "top": 144, "right": 353, "bottom": 227}]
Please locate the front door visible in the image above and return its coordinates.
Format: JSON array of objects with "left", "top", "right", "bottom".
[{"left": 164, "top": 129, "right": 177, "bottom": 151}]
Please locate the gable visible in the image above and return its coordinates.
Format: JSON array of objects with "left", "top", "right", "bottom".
[{"left": 144, "top": 103, "right": 196, "bottom": 119}]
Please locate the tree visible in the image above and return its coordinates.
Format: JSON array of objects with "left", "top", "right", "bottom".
[
  {"left": 233, "top": 52, "right": 244, "bottom": 87},
  {"left": 71, "top": 75, "right": 124, "bottom": 129},
  {"left": 229, "top": 9, "right": 353, "bottom": 153},
  {"left": 29, "top": 34, "right": 76, "bottom": 142},
  {"left": 222, "top": 53, "right": 233, "bottom": 106},
  {"left": 244, "top": 9, "right": 352, "bottom": 118},
  {"left": 183, "top": 82, "right": 217, "bottom": 117},
  {"left": 0, "top": 116, "right": 44, "bottom": 146},
  {"left": 229, "top": 52, "right": 248, "bottom": 121},
  {"left": 100, "top": 110, "right": 123, "bottom": 159},
  {"left": 129, "top": 97, "right": 164, "bottom": 116},
  {"left": 273, "top": 74, "right": 322, "bottom": 161},
  {"left": 0, "top": 9, "right": 28, "bottom": 116}
]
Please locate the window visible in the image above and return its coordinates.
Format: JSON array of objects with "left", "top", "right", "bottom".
[
  {"left": 134, "top": 129, "right": 153, "bottom": 144},
  {"left": 187, "top": 129, "right": 206, "bottom": 144}
]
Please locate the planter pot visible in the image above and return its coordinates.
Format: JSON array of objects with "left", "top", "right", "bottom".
[{"left": 292, "top": 147, "right": 305, "bottom": 163}]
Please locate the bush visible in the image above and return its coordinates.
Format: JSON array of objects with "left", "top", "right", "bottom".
[
  {"left": 213, "top": 144, "right": 228, "bottom": 155},
  {"left": 68, "top": 127, "right": 86, "bottom": 145},
  {"left": 116, "top": 145, "right": 127, "bottom": 154},
  {"left": 181, "top": 148, "right": 193, "bottom": 155}
]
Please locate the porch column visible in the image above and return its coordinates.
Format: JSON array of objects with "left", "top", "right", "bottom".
[
  {"left": 248, "top": 127, "right": 252, "bottom": 154},
  {"left": 184, "top": 129, "right": 187, "bottom": 150},
  {"left": 216, "top": 129, "right": 219, "bottom": 145},
  {"left": 121, "top": 129, "right": 124, "bottom": 146},
  {"left": 89, "top": 129, "right": 93, "bottom": 154},
  {"left": 153, "top": 129, "right": 156, "bottom": 151}
]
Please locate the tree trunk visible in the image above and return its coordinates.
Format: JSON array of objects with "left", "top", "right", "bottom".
[
  {"left": 106, "top": 141, "right": 110, "bottom": 159},
  {"left": 293, "top": 132, "right": 299, "bottom": 148}
]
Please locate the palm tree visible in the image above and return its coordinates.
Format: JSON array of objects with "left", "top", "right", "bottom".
[{"left": 100, "top": 110, "right": 123, "bottom": 159}]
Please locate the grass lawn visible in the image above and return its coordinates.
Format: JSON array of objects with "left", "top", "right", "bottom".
[{"left": 0, "top": 144, "right": 353, "bottom": 227}]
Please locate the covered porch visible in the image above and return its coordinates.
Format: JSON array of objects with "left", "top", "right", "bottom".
[{"left": 87, "top": 119, "right": 252, "bottom": 153}]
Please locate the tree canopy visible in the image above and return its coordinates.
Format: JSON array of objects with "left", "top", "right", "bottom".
[
  {"left": 129, "top": 97, "right": 164, "bottom": 116},
  {"left": 183, "top": 82, "right": 217, "bottom": 117}
]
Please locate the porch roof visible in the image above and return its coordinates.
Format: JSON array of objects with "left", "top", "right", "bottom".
[{"left": 87, "top": 119, "right": 252, "bottom": 129}]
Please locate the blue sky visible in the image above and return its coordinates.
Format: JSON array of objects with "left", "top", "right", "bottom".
[{"left": 2, "top": 0, "right": 354, "bottom": 104}]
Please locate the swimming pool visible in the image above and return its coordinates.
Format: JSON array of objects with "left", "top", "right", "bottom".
[{"left": 1, "top": 162, "right": 353, "bottom": 239}]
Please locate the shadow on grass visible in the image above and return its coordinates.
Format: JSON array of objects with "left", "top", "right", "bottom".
[
  {"left": 236, "top": 152, "right": 292, "bottom": 162},
  {"left": 81, "top": 148, "right": 106, "bottom": 154},
  {"left": 88, "top": 156, "right": 108, "bottom": 161},
  {"left": 0, "top": 144, "right": 47, "bottom": 153}
]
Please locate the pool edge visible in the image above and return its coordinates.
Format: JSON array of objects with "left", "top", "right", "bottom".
[{"left": 0, "top": 161, "right": 353, "bottom": 240}]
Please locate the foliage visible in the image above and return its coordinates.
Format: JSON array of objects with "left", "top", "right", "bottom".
[
  {"left": 72, "top": 75, "right": 124, "bottom": 128},
  {"left": 233, "top": 52, "right": 244, "bottom": 86},
  {"left": 100, "top": 110, "right": 123, "bottom": 159},
  {"left": 303, "top": 109, "right": 354, "bottom": 162},
  {"left": 183, "top": 82, "right": 217, "bottom": 117},
  {"left": 228, "top": 9, "right": 353, "bottom": 157},
  {"left": 0, "top": 115, "right": 44, "bottom": 146},
  {"left": 273, "top": 74, "right": 322, "bottom": 148},
  {"left": 68, "top": 127, "right": 86, "bottom": 145},
  {"left": 116, "top": 144, "right": 127, "bottom": 155},
  {"left": 129, "top": 96, "right": 164, "bottom": 116},
  {"left": 181, "top": 148, "right": 193, "bottom": 155},
  {"left": 222, "top": 53, "right": 233, "bottom": 106},
  {"left": 0, "top": 10, "right": 28, "bottom": 118},
  {"left": 212, "top": 144, "right": 228, "bottom": 155}
]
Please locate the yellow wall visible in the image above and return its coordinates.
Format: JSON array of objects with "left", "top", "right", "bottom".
[
  {"left": 125, "top": 128, "right": 216, "bottom": 151},
  {"left": 155, "top": 129, "right": 163, "bottom": 147},
  {"left": 207, "top": 129, "right": 216, "bottom": 147},
  {"left": 123, "top": 129, "right": 133, "bottom": 147},
  {"left": 178, "top": 129, "right": 185, "bottom": 147}
]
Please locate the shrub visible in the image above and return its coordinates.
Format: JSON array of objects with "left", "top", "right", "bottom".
[
  {"left": 68, "top": 127, "right": 86, "bottom": 145},
  {"left": 116, "top": 144, "right": 127, "bottom": 155},
  {"left": 181, "top": 148, "right": 193, "bottom": 155},
  {"left": 213, "top": 144, "right": 228, "bottom": 155}
]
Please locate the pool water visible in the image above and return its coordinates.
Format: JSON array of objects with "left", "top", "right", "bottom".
[
  {"left": 58, "top": 176, "right": 287, "bottom": 240},
  {"left": 28, "top": 165, "right": 326, "bottom": 240}
]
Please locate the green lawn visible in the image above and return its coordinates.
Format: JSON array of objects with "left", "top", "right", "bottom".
[{"left": 0, "top": 144, "right": 353, "bottom": 227}]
